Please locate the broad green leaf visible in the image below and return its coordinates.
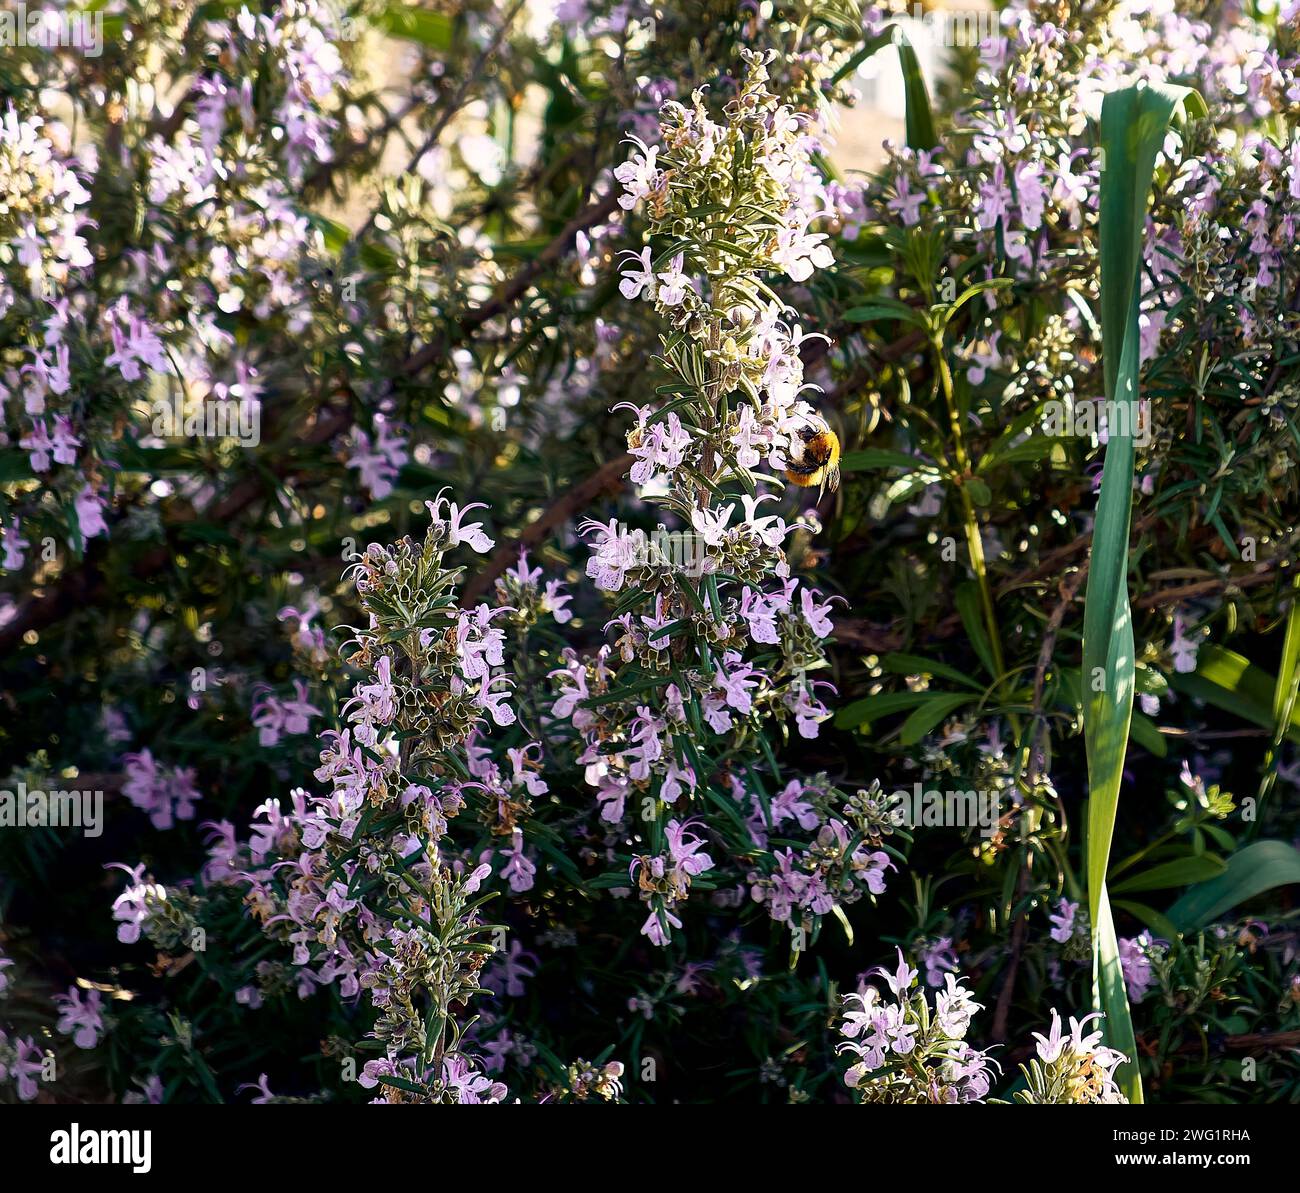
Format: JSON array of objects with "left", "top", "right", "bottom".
[
  {"left": 840, "top": 448, "right": 928, "bottom": 474},
  {"left": 377, "top": 3, "right": 454, "bottom": 49},
  {"left": 1129, "top": 711, "right": 1167, "bottom": 758},
  {"left": 895, "top": 33, "right": 937, "bottom": 151},
  {"left": 1110, "top": 854, "right": 1226, "bottom": 894},
  {"left": 834, "top": 689, "right": 950, "bottom": 731},
  {"left": 939, "top": 278, "right": 1014, "bottom": 328},
  {"left": 1110, "top": 899, "right": 1179, "bottom": 942},
  {"left": 831, "top": 27, "right": 896, "bottom": 84},
  {"left": 976, "top": 436, "right": 1068, "bottom": 472},
  {"left": 879, "top": 652, "right": 983, "bottom": 691},
  {"left": 840, "top": 27, "right": 935, "bottom": 151},
  {"left": 842, "top": 298, "right": 929, "bottom": 328},
  {"left": 1259, "top": 576, "right": 1300, "bottom": 820},
  {"left": 898, "top": 692, "right": 975, "bottom": 745},
  {"left": 1170, "top": 644, "right": 1300, "bottom": 745},
  {"left": 1166, "top": 841, "right": 1300, "bottom": 932}
]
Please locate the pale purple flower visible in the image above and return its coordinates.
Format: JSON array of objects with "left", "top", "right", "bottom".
[
  {"left": 619, "top": 247, "right": 655, "bottom": 301},
  {"left": 54, "top": 985, "right": 105, "bottom": 1049},
  {"left": 1048, "top": 897, "right": 1078, "bottom": 944}
]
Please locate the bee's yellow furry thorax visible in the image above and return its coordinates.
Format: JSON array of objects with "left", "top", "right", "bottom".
[{"left": 784, "top": 428, "right": 841, "bottom": 491}]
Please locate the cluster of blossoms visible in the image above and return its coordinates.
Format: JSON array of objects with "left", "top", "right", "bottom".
[
  {"left": 745, "top": 778, "right": 902, "bottom": 934},
  {"left": 1016, "top": 1010, "right": 1129, "bottom": 1104},
  {"left": 111, "top": 499, "right": 524, "bottom": 1103},
  {"left": 1119, "top": 931, "right": 1161, "bottom": 1003},
  {"left": 616, "top": 48, "right": 838, "bottom": 484},
  {"left": 251, "top": 680, "right": 322, "bottom": 748},
  {"left": 1, "top": 1, "right": 363, "bottom": 573},
  {"left": 539, "top": 44, "right": 888, "bottom": 953},
  {"left": 0, "top": 947, "right": 46, "bottom": 1101},
  {"left": 838, "top": 951, "right": 997, "bottom": 1104},
  {"left": 121, "top": 750, "right": 203, "bottom": 831},
  {"left": 1049, "top": 895, "right": 1162, "bottom": 1004},
  {"left": 467, "top": 733, "right": 542, "bottom": 894},
  {"left": 0, "top": 105, "right": 92, "bottom": 317},
  {"left": 493, "top": 549, "right": 574, "bottom": 628},
  {"left": 13, "top": 0, "right": 1295, "bottom": 1109},
  {"left": 837, "top": 955, "right": 1130, "bottom": 1105},
  {"left": 630, "top": 819, "right": 715, "bottom": 945},
  {"left": 0, "top": 103, "right": 100, "bottom": 555},
  {"left": 53, "top": 985, "right": 106, "bottom": 1050},
  {"left": 862, "top": 0, "right": 1300, "bottom": 565}
]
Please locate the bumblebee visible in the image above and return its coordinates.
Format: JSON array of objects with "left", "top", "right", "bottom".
[{"left": 783, "top": 418, "right": 841, "bottom": 493}]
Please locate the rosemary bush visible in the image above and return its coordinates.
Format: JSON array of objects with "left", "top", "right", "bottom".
[{"left": 3, "top": 0, "right": 1300, "bottom": 1107}]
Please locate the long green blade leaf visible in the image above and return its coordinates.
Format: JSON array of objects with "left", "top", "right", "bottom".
[{"left": 1083, "top": 81, "right": 1202, "bottom": 1103}]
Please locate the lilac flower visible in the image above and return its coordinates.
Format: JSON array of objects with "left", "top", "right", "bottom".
[
  {"left": 19, "top": 420, "right": 52, "bottom": 471},
  {"left": 799, "top": 586, "right": 835, "bottom": 637},
  {"left": 238, "top": 1073, "right": 277, "bottom": 1104},
  {"left": 1048, "top": 897, "right": 1078, "bottom": 944},
  {"left": 347, "top": 416, "right": 408, "bottom": 500},
  {"left": 484, "top": 939, "right": 538, "bottom": 998},
  {"left": 886, "top": 174, "right": 924, "bottom": 225},
  {"left": 977, "top": 161, "right": 1012, "bottom": 229},
  {"left": 1013, "top": 159, "right": 1048, "bottom": 229},
  {"left": 252, "top": 680, "right": 322, "bottom": 747},
  {"left": 1119, "top": 933, "right": 1158, "bottom": 1002},
  {"left": 426, "top": 494, "right": 495, "bottom": 553},
  {"left": 121, "top": 750, "right": 201, "bottom": 830},
  {"left": 11, "top": 1037, "right": 45, "bottom": 1101},
  {"left": 74, "top": 485, "right": 108, "bottom": 540},
  {"left": 771, "top": 213, "right": 834, "bottom": 282},
  {"left": 656, "top": 252, "right": 694, "bottom": 306},
  {"left": 618, "top": 247, "right": 655, "bottom": 300},
  {"left": 768, "top": 780, "right": 819, "bottom": 831},
  {"left": 582, "top": 517, "right": 642, "bottom": 592},
  {"left": 103, "top": 306, "right": 167, "bottom": 381},
  {"left": 1171, "top": 612, "right": 1200, "bottom": 674},
  {"left": 496, "top": 829, "right": 537, "bottom": 894},
  {"left": 614, "top": 136, "right": 661, "bottom": 210},
  {"left": 2, "top": 518, "right": 28, "bottom": 571},
  {"left": 107, "top": 863, "right": 165, "bottom": 944},
  {"left": 442, "top": 1054, "right": 507, "bottom": 1104},
  {"left": 54, "top": 985, "right": 105, "bottom": 1049},
  {"left": 919, "top": 937, "right": 960, "bottom": 987},
  {"left": 122, "top": 1074, "right": 164, "bottom": 1104}
]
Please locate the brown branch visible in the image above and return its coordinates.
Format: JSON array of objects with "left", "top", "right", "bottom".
[
  {"left": 459, "top": 453, "right": 634, "bottom": 606},
  {"left": 1031, "top": 565, "right": 1089, "bottom": 717},
  {"left": 401, "top": 188, "right": 622, "bottom": 381},
  {"left": 991, "top": 888, "right": 1029, "bottom": 1043},
  {"left": 1132, "top": 562, "right": 1290, "bottom": 610}
]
